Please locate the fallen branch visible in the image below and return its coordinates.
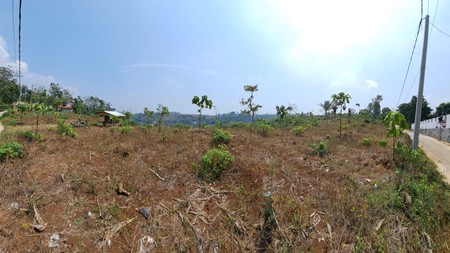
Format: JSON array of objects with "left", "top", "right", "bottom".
[
  {"left": 176, "top": 211, "right": 204, "bottom": 253},
  {"left": 100, "top": 217, "right": 136, "bottom": 247},
  {"left": 32, "top": 204, "right": 47, "bottom": 232},
  {"left": 214, "top": 201, "right": 246, "bottom": 236},
  {"left": 149, "top": 168, "right": 165, "bottom": 181},
  {"left": 189, "top": 211, "right": 210, "bottom": 225},
  {"left": 117, "top": 183, "right": 131, "bottom": 196}
]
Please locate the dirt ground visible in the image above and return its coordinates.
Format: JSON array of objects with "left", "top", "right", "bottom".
[{"left": 0, "top": 116, "right": 412, "bottom": 252}]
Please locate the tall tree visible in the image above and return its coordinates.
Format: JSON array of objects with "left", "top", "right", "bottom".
[
  {"left": 371, "top": 95, "right": 383, "bottom": 119},
  {"left": 331, "top": 92, "right": 351, "bottom": 136},
  {"left": 0, "top": 66, "right": 20, "bottom": 105},
  {"left": 435, "top": 102, "right": 450, "bottom": 116},
  {"left": 241, "top": 84, "right": 262, "bottom": 123},
  {"left": 397, "top": 96, "right": 433, "bottom": 125}
]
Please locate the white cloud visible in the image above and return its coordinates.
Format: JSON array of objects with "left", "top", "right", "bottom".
[
  {"left": 365, "top": 80, "right": 379, "bottom": 90},
  {"left": 0, "top": 35, "right": 56, "bottom": 87},
  {"left": 0, "top": 37, "right": 10, "bottom": 63},
  {"left": 330, "top": 71, "right": 358, "bottom": 88}
]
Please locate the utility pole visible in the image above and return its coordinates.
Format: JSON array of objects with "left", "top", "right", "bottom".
[{"left": 413, "top": 15, "right": 429, "bottom": 150}]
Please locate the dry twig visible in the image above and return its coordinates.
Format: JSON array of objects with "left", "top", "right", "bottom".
[
  {"left": 149, "top": 168, "right": 165, "bottom": 181},
  {"left": 100, "top": 217, "right": 136, "bottom": 247}
]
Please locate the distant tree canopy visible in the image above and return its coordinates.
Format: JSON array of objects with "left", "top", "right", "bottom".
[
  {"left": 366, "top": 95, "right": 383, "bottom": 119},
  {"left": 0, "top": 66, "right": 20, "bottom": 106},
  {"left": 0, "top": 66, "right": 114, "bottom": 115},
  {"left": 435, "top": 102, "right": 450, "bottom": 117},
  {"left": 397, "top": 96, "right": 433, "bottom": 125}
]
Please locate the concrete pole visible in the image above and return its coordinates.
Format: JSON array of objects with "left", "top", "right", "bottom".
[{"left": 413, "top": 15, "right": 430, "bottom": 150}]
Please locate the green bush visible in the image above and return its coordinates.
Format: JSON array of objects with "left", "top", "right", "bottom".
[
  {"left": 211, "top": 129, "right": 231, "bottom": 147},
  {"left": 359, "top": 137, "right": 373, "bottom": 146},
  {"left": 19, "top": 131, "right": 42, "bottom": 142},
  {"left": 292, "top": 126, "right": 305, "bottom": 136},
  {"left": 119, "top": 125, "right": 132, "bottom": 134},
  {"left": 310, "top": 141, "right": 328, "bottom": 157},
  {"left": 173, "top": 123, "right": 191, "bottom": 129},
  {"left": 198, "top": 146, "right": 234, "bottom": 181},
  {"left": 255, "top": 123, "right": 273, "bottom": 137},
  {"left": 0, "top": 141, "right": 25, "bottom": 162},
  {"left": 56, "top": 114, "right": 78, "bottom": 138},
  {"left": 379, "top": 140, "right": 387, "bottom": 148}
]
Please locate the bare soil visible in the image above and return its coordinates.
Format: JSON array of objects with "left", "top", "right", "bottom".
[{"left": 0, "top": 116, "right": 423, "bottom": 252}]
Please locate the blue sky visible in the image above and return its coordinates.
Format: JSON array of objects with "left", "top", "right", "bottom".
[{"left": 1, "top": 0, "right": 449, "bottom": 115}]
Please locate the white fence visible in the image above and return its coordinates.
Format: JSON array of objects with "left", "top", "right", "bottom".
[{"left": 411, "top": 114, "right": 448, "bottom": 129}]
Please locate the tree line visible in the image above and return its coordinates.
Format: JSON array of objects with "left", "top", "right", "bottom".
[{"left": 0, "top": 66, "right": 113, "bottom": 114}]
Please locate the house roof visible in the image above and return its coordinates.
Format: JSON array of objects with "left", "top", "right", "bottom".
[{"left": 96, "top": 111, "right": 126, "bottom": 117}]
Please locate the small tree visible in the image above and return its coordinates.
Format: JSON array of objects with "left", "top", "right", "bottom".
[
  {"left": 275, "top": 105, "right": 293, "bottom": 124},
  {"left": 31, "top": 103, "right": 52, "bottom": 137},
  {"left": 383, "top": 111, "right": 408, "bottom": 160},
  {"left": 156, "top": 104, "right": 169, "bottom": 134},
  {"left": 143, "top": 107, "right": 154, "bottom": 126},
  {"left": 17, "top": 102, "right": 30, "bottom": 124},
  {"left": 241, "top": 84, "right": 262, "bottom": 123},
  {"left": 192, "top": 95, "right": 213, "bottom": 128},
  {"left": 319, "top": 100, "right": 332, "bottom": 117},
  {"left": 331, "top": 92, "right": 351, "bottom": 136}
]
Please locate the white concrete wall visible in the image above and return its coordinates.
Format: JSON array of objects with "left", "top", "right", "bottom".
[{"left": 411, "top": 114, "right": 449, "bottom": 129}]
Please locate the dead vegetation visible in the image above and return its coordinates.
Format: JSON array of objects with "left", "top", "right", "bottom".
[{"left": 0, "top": 113, "right": 450, "bottom": 252}]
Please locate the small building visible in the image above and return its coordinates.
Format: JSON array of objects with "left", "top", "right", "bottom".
[
  {"left": 96, "top": 111, "right": 126, "bottom": 126},
  {"left": 58, "top": 99, "right": 74, "bottom": 113}
]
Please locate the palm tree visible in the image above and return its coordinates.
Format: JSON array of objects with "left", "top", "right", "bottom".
[{"left": 319, "top": 100, "right": 332, "bottom": 116}]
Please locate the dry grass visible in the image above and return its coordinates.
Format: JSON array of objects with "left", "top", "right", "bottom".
[{"left": 0, "top": 114, "right": 447, "bottom": 252}]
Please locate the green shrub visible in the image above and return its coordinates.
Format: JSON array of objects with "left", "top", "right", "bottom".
[
  {"left": 211, "top": 129, "right": 231, "bottom": 147},
  {"left": 119, "top": 125, "right": 132, "bottom": 134},
  {"left": 0, "top": 141, "right": 25, "bottom": 162},
  {"left": 379, "top": 140, "right": 387, "bottom": 148},
  {"left": 173, "top": 123, "right": 191, "bottom": 129},
  {"left": 292, "top": 126, "right": 305, "bottom": 136},
  {"left": 56, "top": 114, "right": 78, "bottom": 138},
  {"left": 19, "top": 131, "right": 42, "bottom": 142},
  {"left": 255, "top": 123, "right": 273, "bottom": 137},
  {"left": 359, "top": 137, "right": 373, "bottom": 146},
  {"left": 198, "top": 146, "right": 234, "bottom": 181},
  {"left": 310, "top": 141, "right": 328, "bottom": 157}
]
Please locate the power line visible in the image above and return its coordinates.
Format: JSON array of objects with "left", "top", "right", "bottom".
[
  {"left": 430, "top": 22, "right": 450, "bottom": 39},
  {"left": 405, "top": 69, "right": 420, "bottom": 101},
  {"left": 397, "top": 18, "right": 423, "bottom": 107},
  {"left": 11, "top": 0, "right": 17, "bottom": 64},
  {"left": 430, "top": 0, "right": 440, "bottom": 35},
  {"left": 18, "top": 0, "right": 22, "bottom": 86}
]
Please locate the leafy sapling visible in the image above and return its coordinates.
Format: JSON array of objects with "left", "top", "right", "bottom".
[
  {"left": 241, "top": 84, "right": 262, "bottom": 124},
  {"left": 192, "top": 95, "right": 213, "bottom": 128}
]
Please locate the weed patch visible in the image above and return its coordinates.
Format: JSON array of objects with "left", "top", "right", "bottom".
[{"left": 0, "top": 141, "right": 25, "bottom": 162}]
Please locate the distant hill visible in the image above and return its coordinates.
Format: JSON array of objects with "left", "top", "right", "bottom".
[{"left": 132, "top": 111, "right": 277, "bottom": 126}]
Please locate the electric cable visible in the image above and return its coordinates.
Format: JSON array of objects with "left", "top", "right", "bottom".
[
  {"left": 430, "top": 23, "right": 450, "bottom": 39},
  {"left": 11, "top": 0, "right": 17, "bottom": 64},
  {"left": 397, "top": 18, "right": 424, "bottom": 107}
]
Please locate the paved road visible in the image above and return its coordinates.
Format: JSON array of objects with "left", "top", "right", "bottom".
[{"left": 406, "top": 131, "right": 450, "bottom": 184}]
